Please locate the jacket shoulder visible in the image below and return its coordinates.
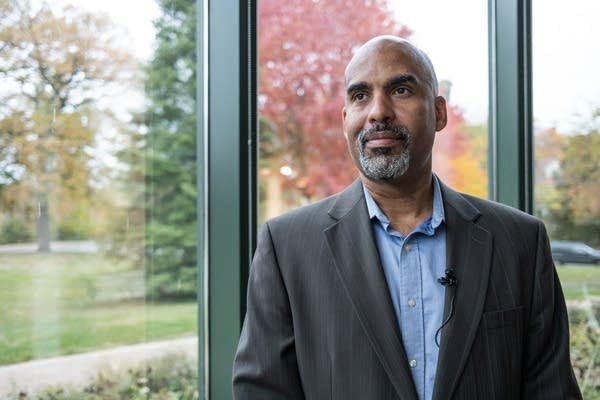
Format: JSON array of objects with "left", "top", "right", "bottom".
[
  {"left": 264, "top": 179, "right": 364, "bottom": 232},
  {"left": 264, "top": 192, "right": 340, "bottom": 232},
  {"left": 464, "top": 193, "right": 540, "bottom": 224},
  {"left": 452, "top": 192, "right": 546, "bottom": 244}
]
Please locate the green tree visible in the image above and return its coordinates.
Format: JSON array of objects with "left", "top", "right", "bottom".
[
  {"left": 140, "top": 0, "right": 197, "bottom": 300},
  {"left": 533, "top": 127, "right": 567, "bottom": 233},
  {"left": 0, "top": 0, "right": 136, "bottom": 250},
  {"left": 544, "top": 110, "right": 600, "bottom": 245}
]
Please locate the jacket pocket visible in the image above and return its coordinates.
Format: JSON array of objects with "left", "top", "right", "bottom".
[
  {"left": 453, "top": 307, "right": 525, "bottom": 399},
  {"left": 483, "top": 306, "right": 523, "bottom": 329}
]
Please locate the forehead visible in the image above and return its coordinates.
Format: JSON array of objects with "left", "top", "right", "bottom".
[{"left": 345, "top": 42, "right": 428, "bottom": 88}]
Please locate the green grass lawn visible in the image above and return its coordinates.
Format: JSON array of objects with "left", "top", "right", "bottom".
[
  {"left": 0, "top": 252, "right": 196, "bottom": 366},
  {"left": 556, "top": 264, "right": 600, "bottom": 301}
]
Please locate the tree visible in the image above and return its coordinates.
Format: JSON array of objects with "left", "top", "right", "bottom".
[
  {"left": 533, "top": 126, "right": 566, "bottom": 227},
  {"left": 258, "top": 0, "right": 487, "bottom": 219},
  {"left": 432, "top": 104, "right": 488, "bottom": 198},
  {"left": 258, "top": 0, "right": 410, "bottom": 217},
  {"left": 548, "top": 129, "right": 600, "bottom": 245},
  {"left": 0, "top": 0, "right": 136, "bottom": 250},
  {"left": 140, "top": 0, "right": 197, "bottom": 300},
  {"left": 537, "top": 109, "right": 600, "bottom": 245}
]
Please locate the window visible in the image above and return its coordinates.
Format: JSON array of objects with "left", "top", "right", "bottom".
[
  {"left": 532, "top": 0, "right": 600, "bottom": 395},
  {"left": 7, "top": 0, "right": 595, "bottom": 397},
  {"left": 0, "top": 1, "right": 198, "bottom": 397}
]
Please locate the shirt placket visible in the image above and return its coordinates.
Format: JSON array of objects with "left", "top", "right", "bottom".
[{"left": 399, "top": 235, "right": 425, "bottom": 396}]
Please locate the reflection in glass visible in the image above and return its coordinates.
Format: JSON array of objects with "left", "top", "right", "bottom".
[{"left": 0, "top": 1, "right": 197, "bottom": 397}]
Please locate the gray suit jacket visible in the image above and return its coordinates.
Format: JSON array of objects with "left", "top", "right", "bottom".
[{"left": 233, "top": 179, "right": 581, "bottom": 399}]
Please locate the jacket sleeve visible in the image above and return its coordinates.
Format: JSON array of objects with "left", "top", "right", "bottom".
[
  {"left": 232, "top": 222, "right": 305, "bottom": 399},
  {"left": 521, "top": 222, "right": 582, "bottom": 399}
]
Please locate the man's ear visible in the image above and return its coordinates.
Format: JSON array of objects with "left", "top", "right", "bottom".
[
  {"left": 342, "top": 107, "right": 349, "bottom": 139},
  {"left": 434, "top": 96, "right": 448, "bottom": 132}
]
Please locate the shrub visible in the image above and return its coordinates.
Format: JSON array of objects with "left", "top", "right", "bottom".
[
  {"left": 0, "top": 218, "right": 33, "bottom": 244},
  {"left": 569, "top": 306, "right": 600, "bottom": 399},
  {"left": 8, "top": 353, "right": 198, "bottom": 400},
  {"left": 56, "top": 203, "right": 93, "bottom": 240}
]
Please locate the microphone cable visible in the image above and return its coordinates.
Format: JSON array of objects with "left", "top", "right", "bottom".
[{"left": 435, "top": 268, "right": 457, "bottom": 348}]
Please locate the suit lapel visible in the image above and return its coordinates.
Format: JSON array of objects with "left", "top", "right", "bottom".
[
  {"left": 324, "top": 180, "right": 419, "bottom": 400},
  {"left": 432, "top": 184, "right": 493, "bottom": 400}
]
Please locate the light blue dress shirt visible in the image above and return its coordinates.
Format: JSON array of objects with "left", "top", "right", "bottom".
[{"left": 363, "top": 176, "right": 446, "bottom": 400}]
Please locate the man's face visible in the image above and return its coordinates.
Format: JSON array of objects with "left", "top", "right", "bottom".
[{"left": 342, "top": 40, "right": 447, "bottom": 183}]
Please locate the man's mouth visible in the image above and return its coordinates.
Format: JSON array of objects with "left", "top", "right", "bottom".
[
  {"left": 364, "top": 133, "right": 406, "bottom": 148},
  {"left": 361, "top": 130, "right": 409, "bottom": 150}
]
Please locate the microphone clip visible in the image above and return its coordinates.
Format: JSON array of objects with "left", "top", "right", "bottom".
[{"left": 438, "top": 268, "right": 457, "bottom": 287}]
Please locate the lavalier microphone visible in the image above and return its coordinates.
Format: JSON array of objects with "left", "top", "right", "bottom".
[{"left": 437, "top": 268, "right": 457, "bottom": 287}]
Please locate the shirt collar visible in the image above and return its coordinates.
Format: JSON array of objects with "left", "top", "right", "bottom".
[{"left": 363, "top": 175, "right": 445, "bottom": 233}]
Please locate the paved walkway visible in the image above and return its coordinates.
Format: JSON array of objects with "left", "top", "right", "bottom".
[
  {"left": 0, "top": 240, "right": 99, "bottom": 254},
  {"left": 0, "top": 337, "right": 197, "bottom": 397}
]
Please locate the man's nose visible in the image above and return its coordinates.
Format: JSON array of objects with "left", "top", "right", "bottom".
[{"left": 368, "top": 93, "right": 394, "bottom": 123}]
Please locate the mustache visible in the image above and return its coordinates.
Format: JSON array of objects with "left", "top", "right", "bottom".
[{"left": 358, "top": 123, "right": 410, "bottom": 144}]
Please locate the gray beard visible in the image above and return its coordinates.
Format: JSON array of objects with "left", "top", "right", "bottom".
[{"left": 357, "top": 132, "right": 410, "bottom": 181}]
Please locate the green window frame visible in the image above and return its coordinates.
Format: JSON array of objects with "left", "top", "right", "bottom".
[{"left": 197, "top": 0, "right": 532, "bottom": 398}]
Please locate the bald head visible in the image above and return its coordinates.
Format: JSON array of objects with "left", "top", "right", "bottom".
[{"left": 345, "top": 36, "right": 439, "bottom": 97}]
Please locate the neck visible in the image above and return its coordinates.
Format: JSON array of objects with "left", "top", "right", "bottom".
[{"left": 362, "top": 172, "right": 434, "bottom": 236}]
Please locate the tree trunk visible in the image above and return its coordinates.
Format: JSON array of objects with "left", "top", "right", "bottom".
[{"left": 37, "top": 196, "right": 51, "bottom": 252}]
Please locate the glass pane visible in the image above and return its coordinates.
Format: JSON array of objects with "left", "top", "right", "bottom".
[
  {"left": 532, "top": 0, "right": 600, "bottom": 396},
  {"left": 258, "top": 0, "right": 488, "bottom": 223},
  {"left": 0, "top": 0, "right": 198, "bottom": 398}
]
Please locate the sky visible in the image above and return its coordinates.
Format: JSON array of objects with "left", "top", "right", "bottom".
[
  {"left": 59, "top": 0, "right": 600, "bottom": 133},
  {"left": 57, "top": 0, "right": 160, "bottom": 61},
  {"left": 530, "top": 0, "right": 600, "bottom": 132},
  {"left": 391, "top": 0, "right": 489, "bottom": 123}
]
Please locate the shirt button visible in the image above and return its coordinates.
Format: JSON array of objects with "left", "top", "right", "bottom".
[
  {"left": 409, "top": 359, "right": 417, "bottom": 368},
  {"left": 407, "top": 298, "right": 416, "bottom": 307},
  {"left": 404, "top": 243, "right": 412, "bottom": 251}
]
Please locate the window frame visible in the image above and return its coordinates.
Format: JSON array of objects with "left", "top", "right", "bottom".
[
  {"left": 198, "top": 0, "right": 532, "bottom": 398},
  {"left": 489, "top": 0, "right": 533, "bottom": 212}
]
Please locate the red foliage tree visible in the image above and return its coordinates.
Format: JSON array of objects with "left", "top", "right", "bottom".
[
  {"left": 258, "top": 0, "right": 487, "bottom": 217},
  {"left": 433, "top": 104, "right": 487, "bottom": 197},
  {"left": 259, "top": 0, "right": 411, "bottom": 203}
]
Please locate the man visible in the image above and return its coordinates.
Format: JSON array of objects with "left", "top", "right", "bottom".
[{"left": 233, "top": 35, "right": 581, "bottom": 399}]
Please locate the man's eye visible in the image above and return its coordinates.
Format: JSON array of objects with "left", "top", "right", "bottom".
[
  {"left": 394, "top": 87, "right": 408, "bottom": 95},
  {"left": 353, "top": 92, "right": 366, "bottom": 101}
]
